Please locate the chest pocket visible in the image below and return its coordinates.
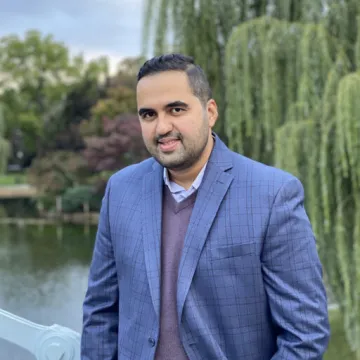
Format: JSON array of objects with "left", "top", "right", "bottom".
[
  {"left": 208, "top": 242, "right": 259, "bottom": 279},
  {"left": 210, "top": 242, "right": 255, "bottom": 260}
]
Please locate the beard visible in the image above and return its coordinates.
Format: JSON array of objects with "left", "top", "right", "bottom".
[
  {"left": 156, "top": 136, "right": 208, "bottom": 170},
  {"left": 145, "top": 124, "right": 210, "bottom": 171}
]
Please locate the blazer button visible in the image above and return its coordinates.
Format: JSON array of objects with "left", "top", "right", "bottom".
[{"left": 148, "top": 337, "right": 156, "bottom": 347}]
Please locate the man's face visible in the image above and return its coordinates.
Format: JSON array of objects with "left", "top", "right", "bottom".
[{"left": 136, "top": 71, "right": 217, "bottom": 170}]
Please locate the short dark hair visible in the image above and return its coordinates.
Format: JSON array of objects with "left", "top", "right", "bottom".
[{"left": 137, "top": 53, "right": 212, "bottom": 105}]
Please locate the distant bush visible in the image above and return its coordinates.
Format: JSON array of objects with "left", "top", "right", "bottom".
[
  {"left": 61, "top": 185, "right": 102, "bottom": 213},
  {"left": 0, "top": 205, "right": 7, "bottom": 218},
  {"left": 82, "top": 114, "right": 148, "bottom": 172},
  {"left": 27, "top": 151, "right": 89, "bottom": 195}
]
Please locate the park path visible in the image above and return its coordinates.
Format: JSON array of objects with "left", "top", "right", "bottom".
[{"left": 0, "top": 184, "right": 37, "bottom": 199}]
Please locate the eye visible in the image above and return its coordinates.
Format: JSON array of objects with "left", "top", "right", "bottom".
[
  {"left": 142, "top": 111, "right": 156, "bottom": 119},
  {"left": 171, "top": 107, "right": 184, "bottom": 114}
]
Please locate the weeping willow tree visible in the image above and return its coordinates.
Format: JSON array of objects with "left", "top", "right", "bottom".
[
  {"left": 276, "top": 64, "right": 360, "bottom": 358},
  {"left": 143, "top": 0, "right": 343, "bottom": 138},
  {"left": 225, "top": 18, "right": 333, "bottom": 163},
  {"left": 144, "top": 0, "right": 360, "bottom": 353},
  {"left": 0, "top": 103, "right": 10, "bottom": 174},
  {"left": 266, "top": 6, "right": 359, "bottom": 358},
  {"left": 225, "top": 6, "right": 360, "bottom": 357}
]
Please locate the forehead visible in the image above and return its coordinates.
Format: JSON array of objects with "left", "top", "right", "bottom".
[{"left": 136, "top": 71, "right": 195, "bottom": 108}]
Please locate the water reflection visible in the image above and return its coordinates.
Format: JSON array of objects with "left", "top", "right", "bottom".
[{"left": 0, "top": 223, "right": 96, "bottom": 359}]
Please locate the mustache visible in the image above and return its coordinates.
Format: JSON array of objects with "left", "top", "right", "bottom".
[{"left": 155, "top": 133, "right": 182, "bottom": 142}]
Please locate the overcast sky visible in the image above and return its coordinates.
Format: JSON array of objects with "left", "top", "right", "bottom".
[{"left": 0, "top": 0, "right": 144, "bottom": 72}]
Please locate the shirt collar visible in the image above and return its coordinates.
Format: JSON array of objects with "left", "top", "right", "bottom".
[{"left": 163, "top": 162, "right": 207, "bottom": 194}]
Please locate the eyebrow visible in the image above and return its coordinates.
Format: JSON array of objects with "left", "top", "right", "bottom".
[
  {"left": 138, "top": 101, "right": 189, "bottom": 116},
  {"left": 166, "top": 101, "right": 189, "bottom": 109}
]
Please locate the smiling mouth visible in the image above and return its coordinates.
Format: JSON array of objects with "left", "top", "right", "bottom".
[{"left": 158, "top": 139, "right": 180, "bottom": 152}]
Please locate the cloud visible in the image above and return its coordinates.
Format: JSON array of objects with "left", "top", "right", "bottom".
[{"left": 0, "top": 0, "right": 144, "bottom": 72}]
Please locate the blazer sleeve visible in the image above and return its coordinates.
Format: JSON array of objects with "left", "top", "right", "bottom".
[
  {"left": 261, "top": 177, "right": 330, "bottom": 359},
  {"left": 81, "top": 177, "right": 119, "bottom": 360}
]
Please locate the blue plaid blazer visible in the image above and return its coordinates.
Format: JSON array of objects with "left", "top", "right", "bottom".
[{"left": 81, "top": 135, "right": 330, "bottom": 359}]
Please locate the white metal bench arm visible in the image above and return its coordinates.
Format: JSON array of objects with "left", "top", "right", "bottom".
[{"left": 0, "top": 308, "right": 80, "bottom": 360}]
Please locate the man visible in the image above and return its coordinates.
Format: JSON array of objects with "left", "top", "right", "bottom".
[{"left": 81, "top": 54, "right": 330, "bottom": 359}]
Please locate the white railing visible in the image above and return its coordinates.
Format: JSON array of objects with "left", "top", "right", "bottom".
[
  {"left": 0, "top": 308, "right": 80, "bottom": 360},
  {"left": 0, "top": 304, "right": 339, "bottom": 359}
]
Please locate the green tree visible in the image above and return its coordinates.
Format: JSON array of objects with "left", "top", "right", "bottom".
[
  {"left": 143, "top": 0, "right": 347, "bottom": 138},
  {"left": 80, "top": 56, "right": 142, "bottom": 136},
  {"left": 0, "top": 30, "right": 73, "bottom": 144},
  {"left": 0, "top": 104, "right": 10, "bottom": 173},
  {"left": 275, "top": 65, "right": 360, "bottom": 358},
  {"left": 90, "top": 86, "right": 136, "bottom": 121},
  {"left": 0, "top": 30, "right": 108, "bottom": 156},
  {"left": 225, "top": 6, "right": 360, "bottom": 359},
  {"left": 144, "top": 0, "right": 360, "bottom": 356},
  {"left": 116, "top": 56, "right": 146, "bottom": 88},
  {"left": 47, "top": 57, "right": 110, "bottom": 152}
]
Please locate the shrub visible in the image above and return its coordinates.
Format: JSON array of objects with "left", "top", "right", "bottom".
[{"left": 61, "top": 185, "right": 102, "bottom": 213}]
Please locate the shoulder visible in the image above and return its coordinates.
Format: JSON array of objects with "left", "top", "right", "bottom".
[
  {"left": 233, "top": 151, "right": 296, "bottom": 181},
  {"left": 107, "top": 157, "right": 155, "bottom": 189},
  {"left": 229, "top": 151, "right": 303, "bottom": 198},
  {"left": 214, "top": 135, "right": 298, "bottom": 191}
]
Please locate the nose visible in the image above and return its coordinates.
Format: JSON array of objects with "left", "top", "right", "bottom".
[{"left": 156, "top": 113, "right": 173, "bottom": 135}]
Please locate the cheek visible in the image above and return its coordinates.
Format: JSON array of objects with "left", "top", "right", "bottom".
[
  {"left": 140, "top": 123, "right": 154, "bottom": 143},
  {"left": 175, "top": 115, "right": 198, "bottom": 133}
]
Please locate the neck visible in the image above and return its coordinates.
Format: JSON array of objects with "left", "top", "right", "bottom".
[{"left": 168, "top": 135, "right": 214, "bottom": 189}]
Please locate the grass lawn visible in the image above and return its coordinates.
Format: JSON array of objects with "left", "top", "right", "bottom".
[
  {"left": 0, "top": 173, "right": 27, "bottom": 185},
  {"left": 325, "top": 309, "right": 355, "bottom": 359}
]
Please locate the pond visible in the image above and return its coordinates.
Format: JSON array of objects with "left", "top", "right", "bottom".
[{"left": 0, "top": 223, "right": 96, "bottom": 359}]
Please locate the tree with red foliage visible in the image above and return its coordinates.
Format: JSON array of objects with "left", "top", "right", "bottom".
[{"left": 82, "top": 114, "right": 148, "bottom": 172}]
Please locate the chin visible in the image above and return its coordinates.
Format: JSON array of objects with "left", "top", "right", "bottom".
[
  {"left": 160, "top": 161, "right": 182, "bottom": 169},
  {"left": 165, "top": 160, "right": 193, "bottom": 171},
  {"left": 157, "top": 157, "right": 182, "bottom": 169}
]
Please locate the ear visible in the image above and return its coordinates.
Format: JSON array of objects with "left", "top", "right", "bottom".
[{"left": 207, "top": 99, "right": 218, "bottom": 128}]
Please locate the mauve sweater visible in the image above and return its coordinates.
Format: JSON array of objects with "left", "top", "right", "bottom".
[{"left": 154, "top": 186, "right": 197, "bottom": 359}]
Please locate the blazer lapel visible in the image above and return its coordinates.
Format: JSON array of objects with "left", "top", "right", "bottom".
[
  {"left": 142, "top": 161, "right": 163, "bottom": 320},
  {"left": 176, "top": 137, "right": 234, "bottom": 323}
]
